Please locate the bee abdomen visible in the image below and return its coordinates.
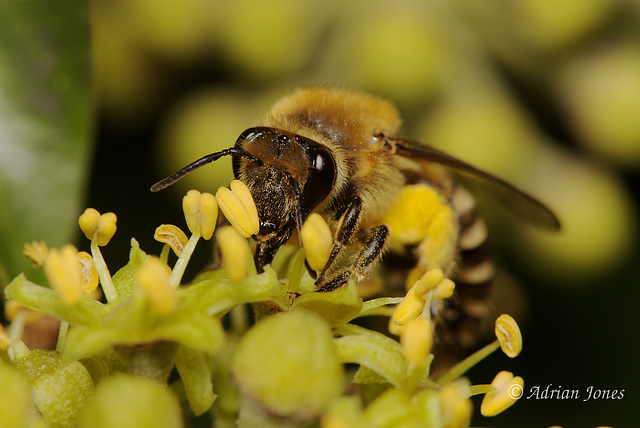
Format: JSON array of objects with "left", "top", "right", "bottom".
[
  {"left": 452, "top": 186, "right": 495, "bottom": 286},
  {"left": 434, "top": 186, "right": 495, "bottom": 367}
]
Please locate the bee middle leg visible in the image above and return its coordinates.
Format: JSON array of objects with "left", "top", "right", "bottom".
[
  {"left": 317, "top": 225, "right": 389, "bottom": 292},
  {"left": 315, "top": 196, "right": 362, "bottom": 283}
]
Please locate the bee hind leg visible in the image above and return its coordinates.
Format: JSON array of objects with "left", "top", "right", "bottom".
[{"left": 316, "top": 225, "right": 389, "bottom": 292}]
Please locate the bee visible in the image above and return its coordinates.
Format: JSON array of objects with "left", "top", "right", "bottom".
[{"left": 152, "top": 87, "right": 560, "bottom": 362}]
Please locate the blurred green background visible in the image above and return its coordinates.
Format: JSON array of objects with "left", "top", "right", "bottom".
[{"left": 1, "top": 0, "right": 639, "bottom": 426}]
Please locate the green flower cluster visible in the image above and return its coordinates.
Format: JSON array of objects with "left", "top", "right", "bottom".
[{"left": 1, "top": 187, "right": 524, "bottom": 428}]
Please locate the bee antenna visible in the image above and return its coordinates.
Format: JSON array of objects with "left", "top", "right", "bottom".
[{"left": 150, "top": 148, "right": 257, "bottom": 192}]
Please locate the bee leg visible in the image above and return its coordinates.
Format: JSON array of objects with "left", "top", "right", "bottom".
[
  {"left": 317, "top": 197, "right": 362, "bottom": 283},
  {"left": 317, "top": 225, "right": 389, "bottom": 292},
  {"left": 352, "top": 225, "right": 389, "bottom": 278},
  {"left": 316, "top": 272, "right": 350, "bottom": 292}
]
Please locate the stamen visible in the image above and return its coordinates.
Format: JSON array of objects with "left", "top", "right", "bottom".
[
  {"left": 399, "top": 316, "right": 433, "bottom": 367},
  {"left": 300, "top": 213, "right": 333, "bottom": 272},
  {"left": 22, "top": 241, "right": 48, "bottom": 267},
  {"left": 480, "top": 371, "right": 524, "bottom": 416},
  {"left": 78, "top": 251, "right": 99, "bottom": 294},
  {"left": 137, "top": 257, "right": 178, "bottom": 316},
  {"left": 216, "top": 181, "right": 259, "bottom": 238},
  {"left": 154, "top": 225, "right": 189, "bottom": 257},
  {"left": 495, "top": 314, "right": 523, "bottom": 358},
  {"left": 43, "top": 245, "right": 83, "bottom": 306},
  {"left": 217, "top": 226, "right": 250, "bottom": 283}
]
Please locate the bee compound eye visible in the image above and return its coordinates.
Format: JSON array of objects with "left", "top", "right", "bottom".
[{"left": 300, "top": 147, "right": 337, "bottom": 215}]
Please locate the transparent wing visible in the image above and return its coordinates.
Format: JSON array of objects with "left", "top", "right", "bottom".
[{"left": 391, "top": 138, "right": 561, "bottom": 230}]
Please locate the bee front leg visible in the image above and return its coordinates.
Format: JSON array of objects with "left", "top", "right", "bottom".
[
  {"left": 316, "top": 196, "right": 362, "bottom": 284},
  {"left": 317, "top": 224, "right": 389, "bottom": 292}
]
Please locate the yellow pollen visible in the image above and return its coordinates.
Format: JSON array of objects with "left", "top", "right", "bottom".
[
  {"left": 216, "top": 181, "right": 259, "bottom": 238},
  {"left": 183, "top": 190, "right": 203, "bottom": 235},
  {"left": 480, "top": 371, "right": 524, "bottom": 417},
  {"left": 217, "top": 226, "right": 250, "bottom": 282},
  {"left": 136, "top": 257, "right": 177, "bottom": 316},
  {"left": 301, "top": 213, "right": 333, "bottom": 272},
  {"left": 400, "top": 316, "right": 433, "bottom": 366},
  {"left": 441, "top": 380, "right": 473, "bottom": 428},
  {"left": 413, "top": 268, "right": 444, "bottom": 297},
  {"left": 78, "top": 208, "right": 101, "bottom": 240},
  {"left": 199, "top": 192, "right": 218, "bottom": 240},
  {"left": 495, "top": 314, "right": 523, "bottom": 358},
  {"left": 392, "top": 284, "right": 426, "bottom": 325},
  {"left": 78, "top": 208, "right": 117, "bottom": 246},
  {"left": 43, "top": 244, "right": 83, "bottom": 306},
  {"left": 230, "top": 180, "right": 259, "bottom": 233},
  {"left": 431, "top": 278, "right": 455, "bottom": 300},
  {"left": 0, "top": 324, "right": 10, "bottom": 351},
  {"left": 78, "top": 251, "right": 99, "bottom": 293},
  {"left": 22, "top": 240, "right": 48, "bottom": 267},
  {"left": 154, "top": 224, "right": 189, "bottom": 257}
]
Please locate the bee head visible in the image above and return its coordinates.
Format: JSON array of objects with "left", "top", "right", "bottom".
[
  {"left": 233, "top": 127, "right": 337, "bottom": 268},
  {"left": 150, "top": 126, "right": 337, "bottom": 270}
]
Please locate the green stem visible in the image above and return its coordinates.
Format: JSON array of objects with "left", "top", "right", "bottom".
[
  {"left": 6, "top": 312, "right": 26, "bottom": 361},
  {"left": 91, "top": 240, "right": 117, "bottom": 302},
  {"left": 359, "top": 297, "right": 404, "bottom": 316},
  {"left": 230, "top": 304, "right": 249, "bottom": 335},
  {"left": 245, "top": 238, "right": 257, "bottom": 277},
  {"left": 436, "top": 340, "right": 500, "bottom": 386},
  {"left": 7, "top": 312, "right": 25, "bottom": 342},
  {"left": 406, "top": 362, "right": 423, "bottom": 395},
  {"left": 170, "top": 231, "right": 200, "bottom": 288},
  {"left": 468, "top": 384, "right": 495, "bottom": 397},
  {"left": 159, "top": 244, "right": 170, "bottom": 264},
  {"left": 287, "top": 249, "right": 306, "bottom": 294},
  {"left": 56, "top": 321, "right": 69, "bottom": 352},
  {"left": 10, "top": 339, "right": 29, "bottom": 360}
]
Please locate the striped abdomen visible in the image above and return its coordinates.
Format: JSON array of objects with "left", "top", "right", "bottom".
[{"left": 433, "top": 184, "right": 495, "bottom": 369}]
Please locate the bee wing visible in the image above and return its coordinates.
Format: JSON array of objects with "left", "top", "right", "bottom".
[{"left": 391, "top": 138, "right": 561, "bottom": 230}]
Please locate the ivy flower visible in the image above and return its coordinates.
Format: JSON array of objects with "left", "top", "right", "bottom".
[{"left": 3, "top": 186, "right": 531, "bottom": 427}]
